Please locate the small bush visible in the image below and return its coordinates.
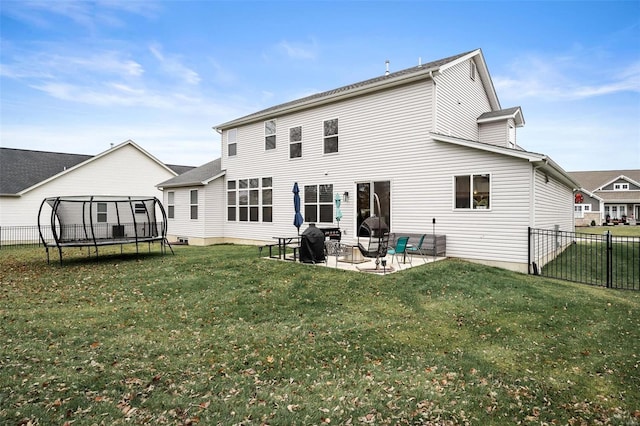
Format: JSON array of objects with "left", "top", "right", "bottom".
[{"left": 591, "top": 220, "right": 596, "bottom": 226}]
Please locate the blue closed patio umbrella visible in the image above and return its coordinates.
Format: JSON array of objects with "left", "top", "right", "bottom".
[
  {"left": 293, "top": 182, "right": 304, "bottom": 234},
  {"left": 334, "top": 192, "right": 343, "bottom": 228}
]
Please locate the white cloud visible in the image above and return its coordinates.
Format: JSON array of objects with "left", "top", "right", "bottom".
[
  {"left": 1, "top": 0, "right": 159, "bottom": 30},
  {"left": 494, "top": 53, "right": 640, "bottom": 102},
  {"left": 149, "top": 43, "right": 201, "bottom": 85},
  {"left": 276, "top": 39, "right": 318, "bottom": 60}
]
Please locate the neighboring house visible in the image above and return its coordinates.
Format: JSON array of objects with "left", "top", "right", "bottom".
[
  {"left": 163, "top": 49, "right": 579, "bottom": 273},
  {"left": 569, "top": 170, "right": 640, "bottom": 225},
  {"left": 157, "top": 158, "right": 226, "bottom": 245},
  {"left": 0, "top": 140, "right": 193, "bottom": 237}
]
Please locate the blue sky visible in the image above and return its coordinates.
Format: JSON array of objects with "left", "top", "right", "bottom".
[{"left": 1, "top": 1, "right": 638, "bottom": 171}]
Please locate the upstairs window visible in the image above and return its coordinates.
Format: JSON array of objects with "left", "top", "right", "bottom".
[
  {"left": 455, "top": 174, "right": 490, "bottom": 209},
  {"left": 228, "top": 128, "right": 237, "bottom": 157},
  {"left": 614, "top": 183, "right": 629, "bottom": 191},
  {"left": 265, "top": 120, "right": 276, "bottom": 150},
  {"left": 289, "top": 126, "right": 302, "bottom": 159},
  {"left": 470, "top": 60, "right": 477, "bottom": 81},
  {"left": 167, "top": 191, "right": 175, "bottom": 219},
  {"left": 323, "top": 118, "right": 339, "bottom": 154},
  {"left": 190, "top": 190, "right": 198, "bottom": 220}
]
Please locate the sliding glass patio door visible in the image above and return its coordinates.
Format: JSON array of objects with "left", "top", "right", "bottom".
[{"left": 356, "top": 181, "right": 390, "bottom": 236}]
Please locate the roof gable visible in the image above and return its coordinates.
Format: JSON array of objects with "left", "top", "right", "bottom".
[
  {"left": 1, "top": 140, "right": 191, "bottom": 196},
  {"left": 157, "top": 158, "right": 224, "bottom": 189},
  {"left": 567, "top": 170, "right": 640, "bottom": 192},
  {"left": 0, "top": 148, "right": 92, "bottom": 195},
  {"left": 477, "top": 106, "right": 525, "bottom": 127},
  {"left": 215, "top": 49, "right": 498, "bottom": 130}
]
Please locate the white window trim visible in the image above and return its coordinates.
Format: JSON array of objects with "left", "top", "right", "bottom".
[
  {"left": 227, "top": 128, "right": 238, "bottom": 157},
  {"left": 323, "top": 118, "right": 339, "bottom": 155},
  {"left": 453, "top": 173, "right": 492, "bottom": 210},
  {"left": 613, "top": 183, "right": 629, "bottom": 191},
  {"left": 190, "top": 189, "right": 198, "bottom": 220},
  {"left": 265, "top": 120, "right": 276, "bottom": 151},
  {"left": 289, "top": 125, "right": 303, "bottom": 159},
  {"left": 304, "top": 183, "right": 334, "bottom": 224},
  {"left": 167, "top": 191, "right": 175, "bottom": 219}
]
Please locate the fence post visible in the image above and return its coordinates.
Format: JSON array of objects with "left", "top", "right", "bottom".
[
  {"left": 528, "top": 227, "right": 531, "bottom": 274},
  {"left": 606, "top": 231, "right": 612, "bottom": 288}
]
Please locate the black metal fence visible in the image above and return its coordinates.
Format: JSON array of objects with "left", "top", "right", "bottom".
[
  {"left": 529, "top": 227, "right": 640, "bottom": 290},
  {"left": 0, "top": 225, "right": 52, "bottom": 248}
]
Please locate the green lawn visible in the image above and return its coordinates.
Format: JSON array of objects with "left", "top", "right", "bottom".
[
  {"left": 1, "top": 245, "right": 639, "bottom": 425},
  {"left": 576, "top": 225, "right": 640, "bottom": 237}
]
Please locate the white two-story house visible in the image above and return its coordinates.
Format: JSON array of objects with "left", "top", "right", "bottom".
[{"left": 161, "top": 49, "right": 579, "bottom": 273}]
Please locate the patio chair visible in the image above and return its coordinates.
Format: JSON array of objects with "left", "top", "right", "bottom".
[
  {"left": 387, "top": 236, "right": 412, "bottom": 267},
  {"left": 406, "top": 234, "right": 427, "bottom": 263},
  {"left": 325, "top": 240, "right": 349, "bottom": 267}
]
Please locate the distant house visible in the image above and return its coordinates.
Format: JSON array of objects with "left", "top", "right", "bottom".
[
  {"left": 157, "top": 158, "right": 225, "bottom": 245},
  {"left": 0, "top": 140, "right": 193, "bottom": 238},
  {"left": 162, "top": 49, "right": 579, "bottom": 273},
  {"left": 569, "top": 170, "right": 640, "bottom": 225}
]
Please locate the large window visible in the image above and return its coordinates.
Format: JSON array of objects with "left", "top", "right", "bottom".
[
  {"left": 455, "top": 174, "right": 490, "bottom": 209},
  {"left": 227, "top": 177, "right": 272, "bottom": 222},
  {"left": 304, "top": 184, "right": 333, "bottom": 223},
  {"left": 323, "top": 118, "right": 338, "bottom": 154},
  {"left": 265, "top": 120, "right": 276, "bottom": 150},
  {"left": 167, "top": 192, "right": 175, "bottom": 219},
  {"left": 190, "top": 190, "right": 199, "bottom": 220},
  {"left": 96, "top": 202, "right": 107, "bottom": 223},
  {"left": 289, "top": 125, "right": 302, "bottom": 159}
]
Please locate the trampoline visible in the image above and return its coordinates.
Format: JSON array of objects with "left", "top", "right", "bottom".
[{"left": 38, "top": 195, "right": 174, "bottom": 264}]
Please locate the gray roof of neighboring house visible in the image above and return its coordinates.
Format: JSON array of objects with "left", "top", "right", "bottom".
[
  {"left": 0, "top": 147, "right": 194, "bottom": 195},
  {"left": 568, "top": 170, "right": 640, "bottom": 192},
  {"left": 569, "top": 170, "right": 640, "bottom": 203},
  {"left": 216, "top": 50, "right": 478, "bottom": 129},
  {"left": 157, "top": 158, "right": 223, "bottom": 188}
]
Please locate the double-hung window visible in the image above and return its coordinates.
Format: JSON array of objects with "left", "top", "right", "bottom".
[
  {"left": 190, "top": 190, "right": 199, "bottom": 220},
  {"left": 96, "top": 202, "right": 107, "bottom": 223},
  {"left": 265, "top": 120, "right": 276, "bottom": 150},
  {"left": 167, "top": 192, "right": 175, "bottom": 219},
  {"left": 323, "top": 118, "right": 338, "bottom": 154},
  {"left": 455, "top": 174, "right": 490, "bottom": 209},
  {"left": 289, "top": 125, "right": 302, "bottom": 159},
  {"left": 227, "top": 129, "right": 237, "bottom": 157},
  {"left": 304, "top": 184, "right": 333, "bottom": 223}
]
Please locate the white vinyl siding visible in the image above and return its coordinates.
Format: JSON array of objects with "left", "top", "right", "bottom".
[
  {"left": 533, "top": 169, "right": 574, "bottom": 232},
  {"left": 2, "top": 143, "right": 174, "bottom": 230},
  {"left": 435, "top": 59, "right": 491, "bottom": 141}
]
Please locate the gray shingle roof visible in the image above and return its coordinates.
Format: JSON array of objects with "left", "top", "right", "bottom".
[
  {"left": 568, "top": 170, "right": 640, "bottom": 192},
  {"left": 157, "top": 158, "right": 223, "bottom": 188},
  {"left": 0, "top": 147, "right": 194, "bottom": 195},
  {"left": 0, "top": 148, "right": 93, "bottom": 195},
  {"left": 216, "top": 50, "right": 477, "bottom": 129},
  {"left": 477, "top": 106, "right": 521, "bottom": 120}
]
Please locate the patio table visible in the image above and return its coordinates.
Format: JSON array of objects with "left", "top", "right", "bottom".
[{"left": 272, "top": 236, "right": 301, "bottom": 261}]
